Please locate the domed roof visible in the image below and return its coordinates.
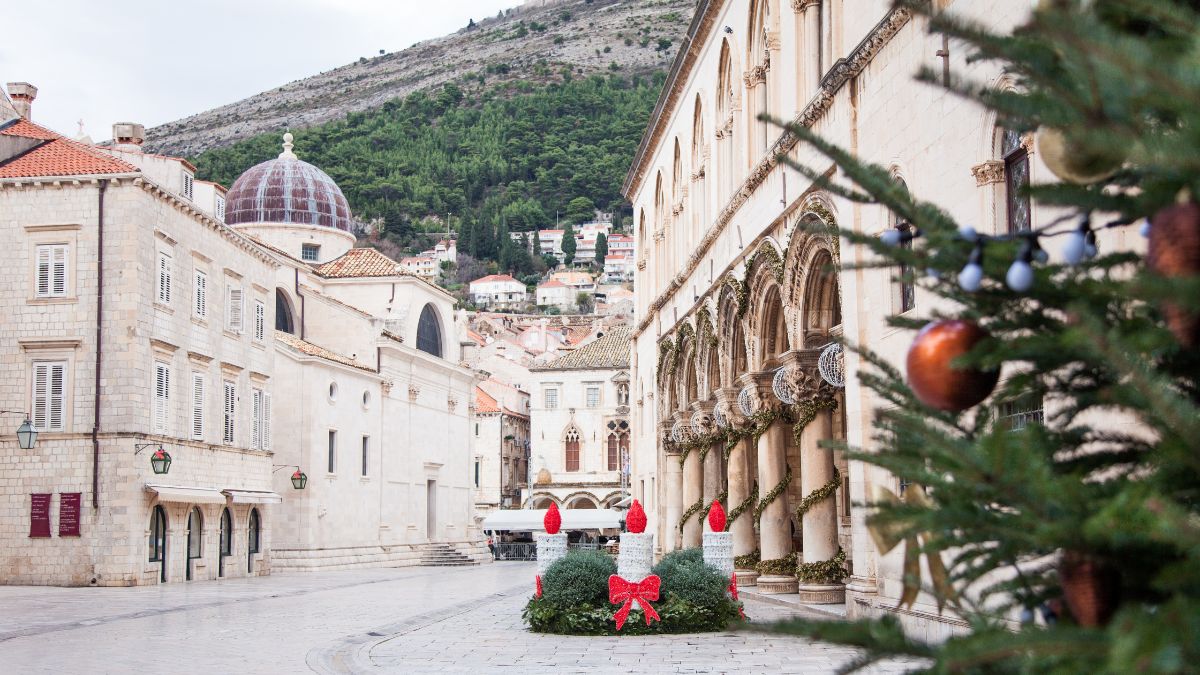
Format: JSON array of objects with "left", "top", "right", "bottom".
[{"left": 225, "top": 133, "right": 352, "bottom": 232}]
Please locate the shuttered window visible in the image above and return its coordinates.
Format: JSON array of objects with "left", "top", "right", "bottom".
[
  {"left": 253, "top": 300, "right": 265, "bottom": 341},
  {"left": 193, "top": 270, "right": 207, "bottom": 319},
  {"left": 35, "top": 244, "right": 68, "bottom": 298},
  {"left": 251, "top": 389, "right": 262, "bottom": 450},
  {"left": 261, "top": 392, "right": 272, "bottom": 450},
  {"left": 156, "top": 252, "right": 172, "bottom": 304},
  {"left": 223, "top": 381, "right": 236, "bottom": 444},
  {"left": 190, "top": 374, "right": 205, "bottom": 440},
  {"left": 226, "top": 286, "right": 243, "bottom": 333},
  {"left": 153, "top": 362, "right": 170, "bottom": 434},
  {"left": 182, "top": 172, "right": 194, "bottom": 200},
  {"left": 31, "top": 361, "right": 66, "bottom": 432}
]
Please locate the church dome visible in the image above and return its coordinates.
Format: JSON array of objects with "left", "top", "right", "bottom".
[{"left": 225, "top": 133, "right": 352, "bottom": 232}]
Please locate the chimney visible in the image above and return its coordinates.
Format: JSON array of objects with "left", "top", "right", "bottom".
[
  {"left": 6, "top": 82, "right": 37, "bottom": 120},
  {"left": 112, "top": 122, "right": 145, "bottom": 153}
]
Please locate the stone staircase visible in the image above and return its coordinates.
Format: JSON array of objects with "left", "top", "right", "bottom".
[{"left": 417, "top": 543, "right": 480, "bottom": 567}]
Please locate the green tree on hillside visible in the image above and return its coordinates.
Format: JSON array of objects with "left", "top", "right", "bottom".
[
  {"left": 561, "top": 223, "right": 576, "bottom": 267},
  {"left": 565, "top": 196, "right": 596, "bottom": 224},
  {"left": 594, "top": 232, "right": 608, "bottom": 266}
]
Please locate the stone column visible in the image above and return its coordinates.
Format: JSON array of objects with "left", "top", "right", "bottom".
[
  {"left": 716, "top": 387, "right": 758, "bottom": 585},
  {"left": 663, "top": 448, "right": 683, "bottom": 554},
  {"left": 803, "top": 0, "right": 821, "bottom": 93},
  {"left": 690, "top": 401, "right": 720, "bottom": 509},
  {"left": 681, "top": 444, "right": 703, "bottom": 549},
  {"left": 740, "top": 372, "right": 797, "bottom": 595}
]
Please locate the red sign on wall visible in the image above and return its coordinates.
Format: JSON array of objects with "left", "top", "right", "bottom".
[
  {"left": 29, "top": 493, "right": 51, "bottom": 538},
  {"left": 59, "top": 493, "right": 81, "bottom": 537}
]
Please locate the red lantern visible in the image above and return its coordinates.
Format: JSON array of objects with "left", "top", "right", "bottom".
[
  {"left": 544, "top": 502, "right": 561, "bottom": 535},
  {"left": 906, "top": 320, "right": 1000, "bottom": 412},
  {"left": 708, "top": 499, "right": 726, "bottom": 532},
  {"left": 626, "top": 499, "right": 647, "bottom": 534}
]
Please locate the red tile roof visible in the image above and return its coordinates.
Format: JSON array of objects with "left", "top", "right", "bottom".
[
  {"left": 0, "top": 120, "right": 138, "bottom": 179},
  {"left": 277, "top": 332, "right": 375, "bottom": 372},
  {"left": 315, "top": 247, "right": 400, "bottom": 278},
  {"left": 538, "top": 279, "right": 568, "bottom": 289},
  {"left": 475, "top": 387, "right": 500, "bottom": 414},
  {"left": 471, "top": 274, "right": 520, "bottom": 285}
]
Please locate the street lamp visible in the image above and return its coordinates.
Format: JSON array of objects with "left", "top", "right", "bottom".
[
  {"left": 135, "top": 443, "right": 172, "bottom": 474},
  {"left": 0, "top": 411, "right": 37, "bottom": 449},
  {"left": 291, "top": 469, "right": 308, "bottom": 490}
]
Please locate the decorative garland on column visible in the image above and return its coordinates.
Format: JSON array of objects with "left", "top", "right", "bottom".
[
  {"left": 726, "top": 480, "right": 759, "bottom": 526},
  {"left": 753, "top": 465, "right": 793, "bottom": 523},
  {"left": 793, "top": 467, "right": 842, "bottom": 524},
  {"left": 699, "top": 490, "right": 728, "bottom": 523},
  {"left": 678, "top": 495, "right": 707, "bottom": 532},
  {"left": 797, "top": 546, "right": 848, "bottom": 585},
  {"left": 789, "top": 394, "right": 846, "bottom": 585}
]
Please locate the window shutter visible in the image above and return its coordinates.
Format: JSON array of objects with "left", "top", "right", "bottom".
[
  {"left": 223, "top": 381, "right": 236, "bottom": 444},
  {"left": 251, "top": 389, "right": 262, "bottom": 450},
  {"left": 227, "top": 287, "right": 243, "bottom": 332},
  {"left": 254, "top": 301, "right": 265, "bottom": 341},
  {"left": 154, "top": 363, "right": 170, "bottom": 434},
  {"left": 47, "top": 363, "right": 65, "bottom": 431},
  {"left": 32, "top": 363, "right": 50, "bottom": 430},
  {"left": 261, "top": 392, "right": 272, "bottom": 450},
  {"left": 191, "top": 374, "right": 204, "bottom": 440},
  {"left": 51, "top": 246, "right": 67, "bottom": 296},
  {"left": 157, "top": 254, "right": 172, "bottom": 304},
  {"left": 36, "top": 246, "right": 51, "bottom": 297},
  {"left": 194, "top": 271, "right": 207, "bottom": 318}
]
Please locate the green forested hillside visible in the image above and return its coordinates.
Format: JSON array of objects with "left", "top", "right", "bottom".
[{"left": 193, "top": 72, "right": 664, "bottom": 275}]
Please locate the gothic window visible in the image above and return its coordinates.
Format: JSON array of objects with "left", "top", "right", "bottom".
[
  {"left": 275, "top": 290, "right": 295, "bottom": 334},
  {"left": 417, "top": 304, "right": 443, "bottom": 357},
  {"left": 1002, "top": 129, "right": 1031, "bottom": 233},
  {"left": 607, "top": 433, "right": 619, "bottom": 471},
  {"left": 565, "top": 428, "right": 581, "bottom": 472}
]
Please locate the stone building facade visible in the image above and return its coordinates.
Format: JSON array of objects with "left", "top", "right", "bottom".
[
  {"left": 0, "top": 109, "right": 279, "bottom": 586},
  {"left": 622, "top": 0, "right": 1119, "bottom": 641},
  {"left": 525, "top": 326, "right": 632, "bottom": 513},
  {"left": 472, "top": 379, "right": 531, "bottom": 516}
]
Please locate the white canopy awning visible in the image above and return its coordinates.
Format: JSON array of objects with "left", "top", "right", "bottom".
[
  {"left": 223, "top": 489, "right": 283, "bottom": 504},
  {"left": 481, "top": 508, "right": 623, "bottom": 532},
  {"left": 144, "top": 484, "right": 226, "bottom": 504}
]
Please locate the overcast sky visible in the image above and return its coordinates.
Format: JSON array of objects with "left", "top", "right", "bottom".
[{"left": 1, "top": 0, "right": 514, "bottom": 141}]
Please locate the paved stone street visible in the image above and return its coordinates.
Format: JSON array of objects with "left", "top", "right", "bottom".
[{"left": 0, "top": 563, "right": 912, "bottom": 673}]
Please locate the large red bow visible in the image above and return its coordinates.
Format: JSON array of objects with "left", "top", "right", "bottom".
[{"left": 608, "top": 574, "right": 662, "bottom": 630}]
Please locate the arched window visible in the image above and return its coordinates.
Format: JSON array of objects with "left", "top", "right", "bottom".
[
  {"left": 219, "top": 508, "right": 232, "bottom": 578},
  {"left": 565, "top": 428, "right": 580, "bottom": 472},
  {"left": 607, "top": 433, "right": 619, "bottom": 471},
  {"left": 247, "top": 508, "right": 261, "bottom": 574},
  {"left": 149, "top": 505, "right": 167, "bottom": 583},
  {"left": 416, "top": 304, "right": 443, "bottom": 357},
  {"left": 275, "top": 289, "right": 295, "bottom": 334},
  {"left": 1001, "top": 128, "right": 1031, "bottom": 233},
  {"left": 691, "top": 96, "right": 707, "bottom": 242},
  {"left": 186, "top": 507, "right": 203, "bottom": 581}
]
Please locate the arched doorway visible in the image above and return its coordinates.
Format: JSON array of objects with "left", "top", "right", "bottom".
[
  {"left": 416, "top": 304, "right": 443, "bottom": 357},
  {"left": 219, "top": 508, "right": 232, "bottom": 578},
  {"left": 149, "top": 505, "right": 168, "bottom": 583},
  {"left": 186, "top": 507, "right": 203, "bottom": 581},
  {"left": 275, "top": 289, "right": 295, "bottom": 334},
  {"left": 247, "top": 508, "right": 261, "bottom": 574}
]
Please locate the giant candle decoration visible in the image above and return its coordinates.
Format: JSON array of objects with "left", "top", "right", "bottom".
[
  {"left": 702, "top": 499, "right": 734, "bottom": 580},
  {"left": 535, "top": 502, "right": 568, "bottom": 586},
  {"left": 616, "top": 499, "right": 654, "bottom": 582}
]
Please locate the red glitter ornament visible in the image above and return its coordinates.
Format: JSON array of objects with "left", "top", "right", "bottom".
[
  {"left": 707, "top": 499, "right": 726, "bottom": 532},
  {"left": 626, "top": 499, "right": 647, "bottom": 534},
  {"left": 544, "top": 502, "right": 561, "bottom": 535},
  {"left": 906, "top": 320, "right": 1000, "bottom": 412},
  {"left": 536, "top": 575, "right": 543, "bottom": 598}
]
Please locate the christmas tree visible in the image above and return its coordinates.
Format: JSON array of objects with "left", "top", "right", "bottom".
[{"left": 760, "top": 1, "right": 1200, "bottom": 671}]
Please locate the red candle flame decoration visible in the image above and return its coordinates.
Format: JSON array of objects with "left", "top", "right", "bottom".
[
  {"left": 708, "top": 499, "right": 726, "bottom": 532},
  {"left": 544, "top": 502, "right": 561, "bottom": 535},
  {"left": 626, "top": 499, "right": 647, "bottom": 534}
]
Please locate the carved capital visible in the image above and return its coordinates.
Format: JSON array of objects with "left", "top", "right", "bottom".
[
  {"left": 766, "top": 31, "right": 782, "bottom": 52},
  {"left": 408, "top": 384, "right": 420, "bottom": 402},
  {"left": 736, "top": 371, "right": 781, "bottom": 416},
  {"left": 447, "top": 395, "right": 459, "bottom": 411},
  {"left": 792, "top": 0, "right": 820, "bottom": 11},
  {"left": 637, "top": 260, "right": 647, "bottom": 270},
  {"left": 971, "top": 160, "right": 1005, "bottom": 186}
]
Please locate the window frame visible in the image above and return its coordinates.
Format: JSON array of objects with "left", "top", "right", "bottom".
[
  {"left": 301, "top": 243, "right": 320, "bottom": 262},
  {"left": 253, "top": 300, "right": 266, "bottom": 342},
  {"left": 31, "top": 360, "right": 67, "bottom": 432},
  {"left": 35, "top": 243, "right": 69, "bottom": 299},
  {"left": 327, "top": 430, "right": 337, "bottom": 474},
  {"left": 1002, "top": 129, "right": 1032, "bottom": 234},
  {"left": 225, "top": 285, "right": 244, "bottom": 334},
  {"left": 193, "top": 269, "right": 208, "bottom": 319},
  {"left": 156, "top": 251, "right": 173, "bottom": 305},
  {"left": 222, "top": 380, "right": 236, "bottom": 445},
  {"left": 153, "top": 361, "right": 171, "bottom": 435},
  {"left": 361, "top": 435, "right": 370, "bottom": 477},
  {"left": 190, "top": 373, "right": 205, "bottom": 441},
  {"left": 544, "top": 388, "right": 559, "bottom": 410}
]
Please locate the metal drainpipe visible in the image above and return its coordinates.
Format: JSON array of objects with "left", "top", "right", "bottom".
[{"left": 92, "top": 179, "right": 107, "bottom": 509}]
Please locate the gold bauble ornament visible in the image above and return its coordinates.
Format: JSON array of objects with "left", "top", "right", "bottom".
[{"left": 1036, "top": 127, "right": 1124, "bottom": 185}]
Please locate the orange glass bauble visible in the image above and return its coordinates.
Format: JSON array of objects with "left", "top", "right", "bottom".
[
  {"left": 906, "top": 320, "right": 1000, "bottom": 412},
  {"left": 1148, "top": 199, "right": 1200, "bottom": 347}
]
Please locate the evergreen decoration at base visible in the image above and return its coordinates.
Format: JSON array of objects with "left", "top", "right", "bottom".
[
  {"left": 796, "top": 547, "right": 848, "bottom": 586},
  {"left": 526, "top": 549, "right": 743, "bottom": 635},
  {"left": 755, "top": 553, "right": 797, "bottom": 577},
  {"left": 734, "top": 550, "right": 761, "bottom": 570},
  {"left": 750, "top": 1, "right": 1200, "bottom": 670}
]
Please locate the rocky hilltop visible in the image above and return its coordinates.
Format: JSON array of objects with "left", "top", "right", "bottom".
[{"left": 145, "top": 0, "right": 694, "bottom": 157}]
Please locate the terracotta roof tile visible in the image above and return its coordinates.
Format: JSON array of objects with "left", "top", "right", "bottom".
[
  {"left": 0, "top": 120, "right": 138, "bottom": 179},
  {"left": 315, "top": 247, "right": 400, "bottom": 278},
  {"left": 475, "top": 387, "right": 500, "bottom": 414},
  {"left": 533, "top": 325, "right": 631, "bottom": 371},
  {"left": 277, "top": 332, "right": 374, "bottom": 372},
  {"left": 471, "top": 274, "right": 521, "bottom": 285}
]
